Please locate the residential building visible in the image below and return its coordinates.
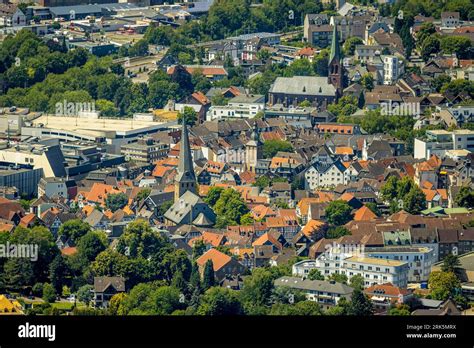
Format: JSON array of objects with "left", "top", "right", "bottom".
[
  {"left": 364, "top": 283, "right": 413, "bottom": 313},
  {"left": 414, "top": 129, "right": 474, "bottom": 159},
  {"left": 354, "top": 45, "right": 382, "bottom": 63},
  {"left": 293, "top": 255, "right": 410, "bottom": 288},
  {"left": 304, "top": 160, "right": 350, "bottom": 190},
  {"left": 274, "top": 276, "right": 354, "bottom": 310},
  {"left": 441, "top": 11, "right": 460, "bottom": 28},
  {"left": 37, "top": 177, "right": 68, "bottom": 199},
  {"left": 304, "top": 14, "right": 332, "bottom": 48},
  {"left": 0, "top": 167, "right": 43, "bottom": 197},
  {"left": 0, "top": 144, "right": 66, "bottom": 179},
  {"left": 121, "top": 137, "right": 169, "bottom": 164},
  {"left": 0, "top": 5, "right": 26, "bottom": 27},
  {"left": 206, "top": 94, "right": 265, "bottom": 121},
  {"left": 365, "top": 246, "right": 435, "bottom": 282},
  {"left": 196, "top": 248, "right": 247, "bottom": 282},
  {"left": 383, "top": 55, "right": 402, "bottom": 85},
  {"left": 93, "top": 276, "right": 126, "bottom": 308}
]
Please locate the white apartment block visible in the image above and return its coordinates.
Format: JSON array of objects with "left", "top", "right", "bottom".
[
  {"left": 207, "top": 94, "right": 264, "bottom": 121},
  {"left": 354, "top": 45, "right": 382, "bottom": 63},
  {"left": 383, "top": 55, "right": 402, "bottom": 85},
  {"left": 304, "top": 161, "right": 350, "bottom": 190},
  {"left": 414, "top": 129, "right": 474, "bottom": 159},
  {"left": 365, "top": 247, "right": 435, "bottom": 282},
  {"left": 37, "top": 177, "right": 68, "bottom": 199},
  {"left": 292, "top": 254, "right": 410, "bottom": 288}
]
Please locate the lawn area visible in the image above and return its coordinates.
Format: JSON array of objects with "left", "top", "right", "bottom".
[{"left": 51, "top": 301, "right": 88, "bottom": 311}]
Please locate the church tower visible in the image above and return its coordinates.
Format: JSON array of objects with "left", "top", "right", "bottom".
[
  {"left": 328, "top": 22, "right": 344, "bottom": 97},
  {"left": 245, "top": 122, "right": 263, "bottom": 173},
  {"left": 174, "top": 119, "right": 196, "bottom": 202}
]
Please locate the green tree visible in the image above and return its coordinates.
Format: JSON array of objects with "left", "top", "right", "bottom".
[
  {"left": 343, "top": 37, "right": 364, "bottom": 56},
  {"left": 440, "top": 36, "right": 472, "bottom": 59},
  {"left": 77, "top": 284, "right": 94, "bottom": 305},
  {"left": 389, "top": 304, "right": 411, "bottom": 316},
  {"left": 96, "top": 99, "right": 119, "bottom": 117},
  {"left": 441, "top": 80, "right": 474, "bottom": 98},
  {"left": 204, "top": 186, "right": 224, "bottom": 206},
  {"left": 262, "top": 139, "right": 293, "bottom": 158},
  {"left": 455, "top": 186, "right": 474, "bottom": 208},
  {"left": 42, "top": 283, "right": 57, "bottom": 303},
  {"left": 77, "top": 231, "right": 107, "bottom": 262},
  {"left": 253, "top": 176, "right": 272, "bottom": 190},
  {"left": 325, "top": 200, "right": 353, "bottom": 226},
  {"left": 327, "top": 273, "right": 348, "bottom": 284},
  {"left": 349, "top": 274, "right": 364, "bottom": 291},
  {"left": 348, "top": 289, "right": 373, "bottom": 315},
  {"left": 105, "top": 192, "right": 128, "bottom": 212},
  {"left": 202, "top": 260, "right": 215, "bottom": 290},
  {"left": 177, "top": 106, "right": 198, "bottom": 126},
  {"left": 240, "top": 268, "right": 275, "bottom": 313},
  {"left": 284, "top": 58, "right": 314, "bottom": 76},
  {"left": 58, "top": 219, "right": 91, "bottom": 243},
  {"left": 428, "top": 271, "right": 460, "bottom": 301},
  {"left": 420, "top": 36, "right": 440, "bottom": 62},
  {"left": 313, "top": 49, "right": 329, "bottom": 76},
  {"left": 441, "top": 254, "right": 461, "bottom": 274},
  {"left": 213, "top": 188, "right": 250, "bottom": 227},
  {"left": 2, "top": 258, "right": 34, "bottom": 290},
  {"left": 197, "top": 287, "right": 243, "bottom": 315},
  {"left": 326, "top": 226, "right": 351, "bottom": 239},
  {"left": 49, "top": 254, "right": 67, "bottom": 293},
  {"left": 380, "top": 176, "right": 399, "bottom": 201},
  {"left": 360, "top": 73, "right": 374, "bottom": 91},
  {"left": 403, "top": 186, "right": 427, "bottom": 214},
  {"left": 307, "top": 269, "right": 324, "bottom": 281},
  {"left": 431, "top": 74, "right": 451, "bottom": 92},
  {"left": 192, "top": 240, "right": 206, "bottom": 260},
  {"left": 136, "top": 188, "right": 151, "bottom": 202}
]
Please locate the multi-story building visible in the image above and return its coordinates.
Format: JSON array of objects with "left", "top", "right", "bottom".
[
  {"left": 293, "top": 254, "right": 410, "bottom": 288},
  {"left": 354, "top": 45, "right": 382, "bottom": 63},
  {"left": 274, "top": 276, "right": 354, "bottom": 310},
  {"left": 364, "top": 246, "right": 435, "bottom": 282},
  {"left": 37, "top": 177, "right": 69, "bottom": 199},
  {"left": 206, "top": 94, "right": 265, "bottom": 121},
  {"left": 304, "top": 160, "right": 350, "bottom": 190},
  {"left": 0, "top": 6, "right": 26, "bottom": 27},
  {"left": 383, "top": 55, "right": 402, "bottom": 85},
  {"left": 0, "top": 143, "right": 66, "bottom": 178},
  {"left": 304, "top": 14, "right": 331, "bottom": 47},
  {"left": 0, "top": 167, "right": 43, "bottom": 197},
  {"left": 414, "top": 129, "right": 474, "bottom": 159},
  {"left": 121, "top": 137, "right": 169, "bottom": 164}
]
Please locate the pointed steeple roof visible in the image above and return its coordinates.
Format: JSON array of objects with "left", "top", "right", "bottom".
[
  {"left": 176, "top": 119, "right": 195, "bottom": 182},
  {"left": 247, "top": 122, "right": 262, "bottom": 146},
  {"left": 329, "top": 22, "right": 341, "bottom": 64}
]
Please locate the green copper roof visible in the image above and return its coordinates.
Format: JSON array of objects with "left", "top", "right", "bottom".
[{"left": 329, "top": 22, "right": 341, "bottom": 64}]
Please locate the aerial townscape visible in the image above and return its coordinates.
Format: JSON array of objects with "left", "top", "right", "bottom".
[{"left": 0, "top": 0, "right": 473, "bottom": 319}]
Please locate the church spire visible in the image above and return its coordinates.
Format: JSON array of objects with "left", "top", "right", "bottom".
[
  {"left": 175, "top": 119, "right": 196, "bottom": 201},
  {"left": 178, "top": 119, "right": 194, "bottom": 177},
  {"left": 329, "top": 22, "right": 341, "bottom": 65},
  {"left": 328, "top": 20, "right": 344, "bottom": 96}
]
